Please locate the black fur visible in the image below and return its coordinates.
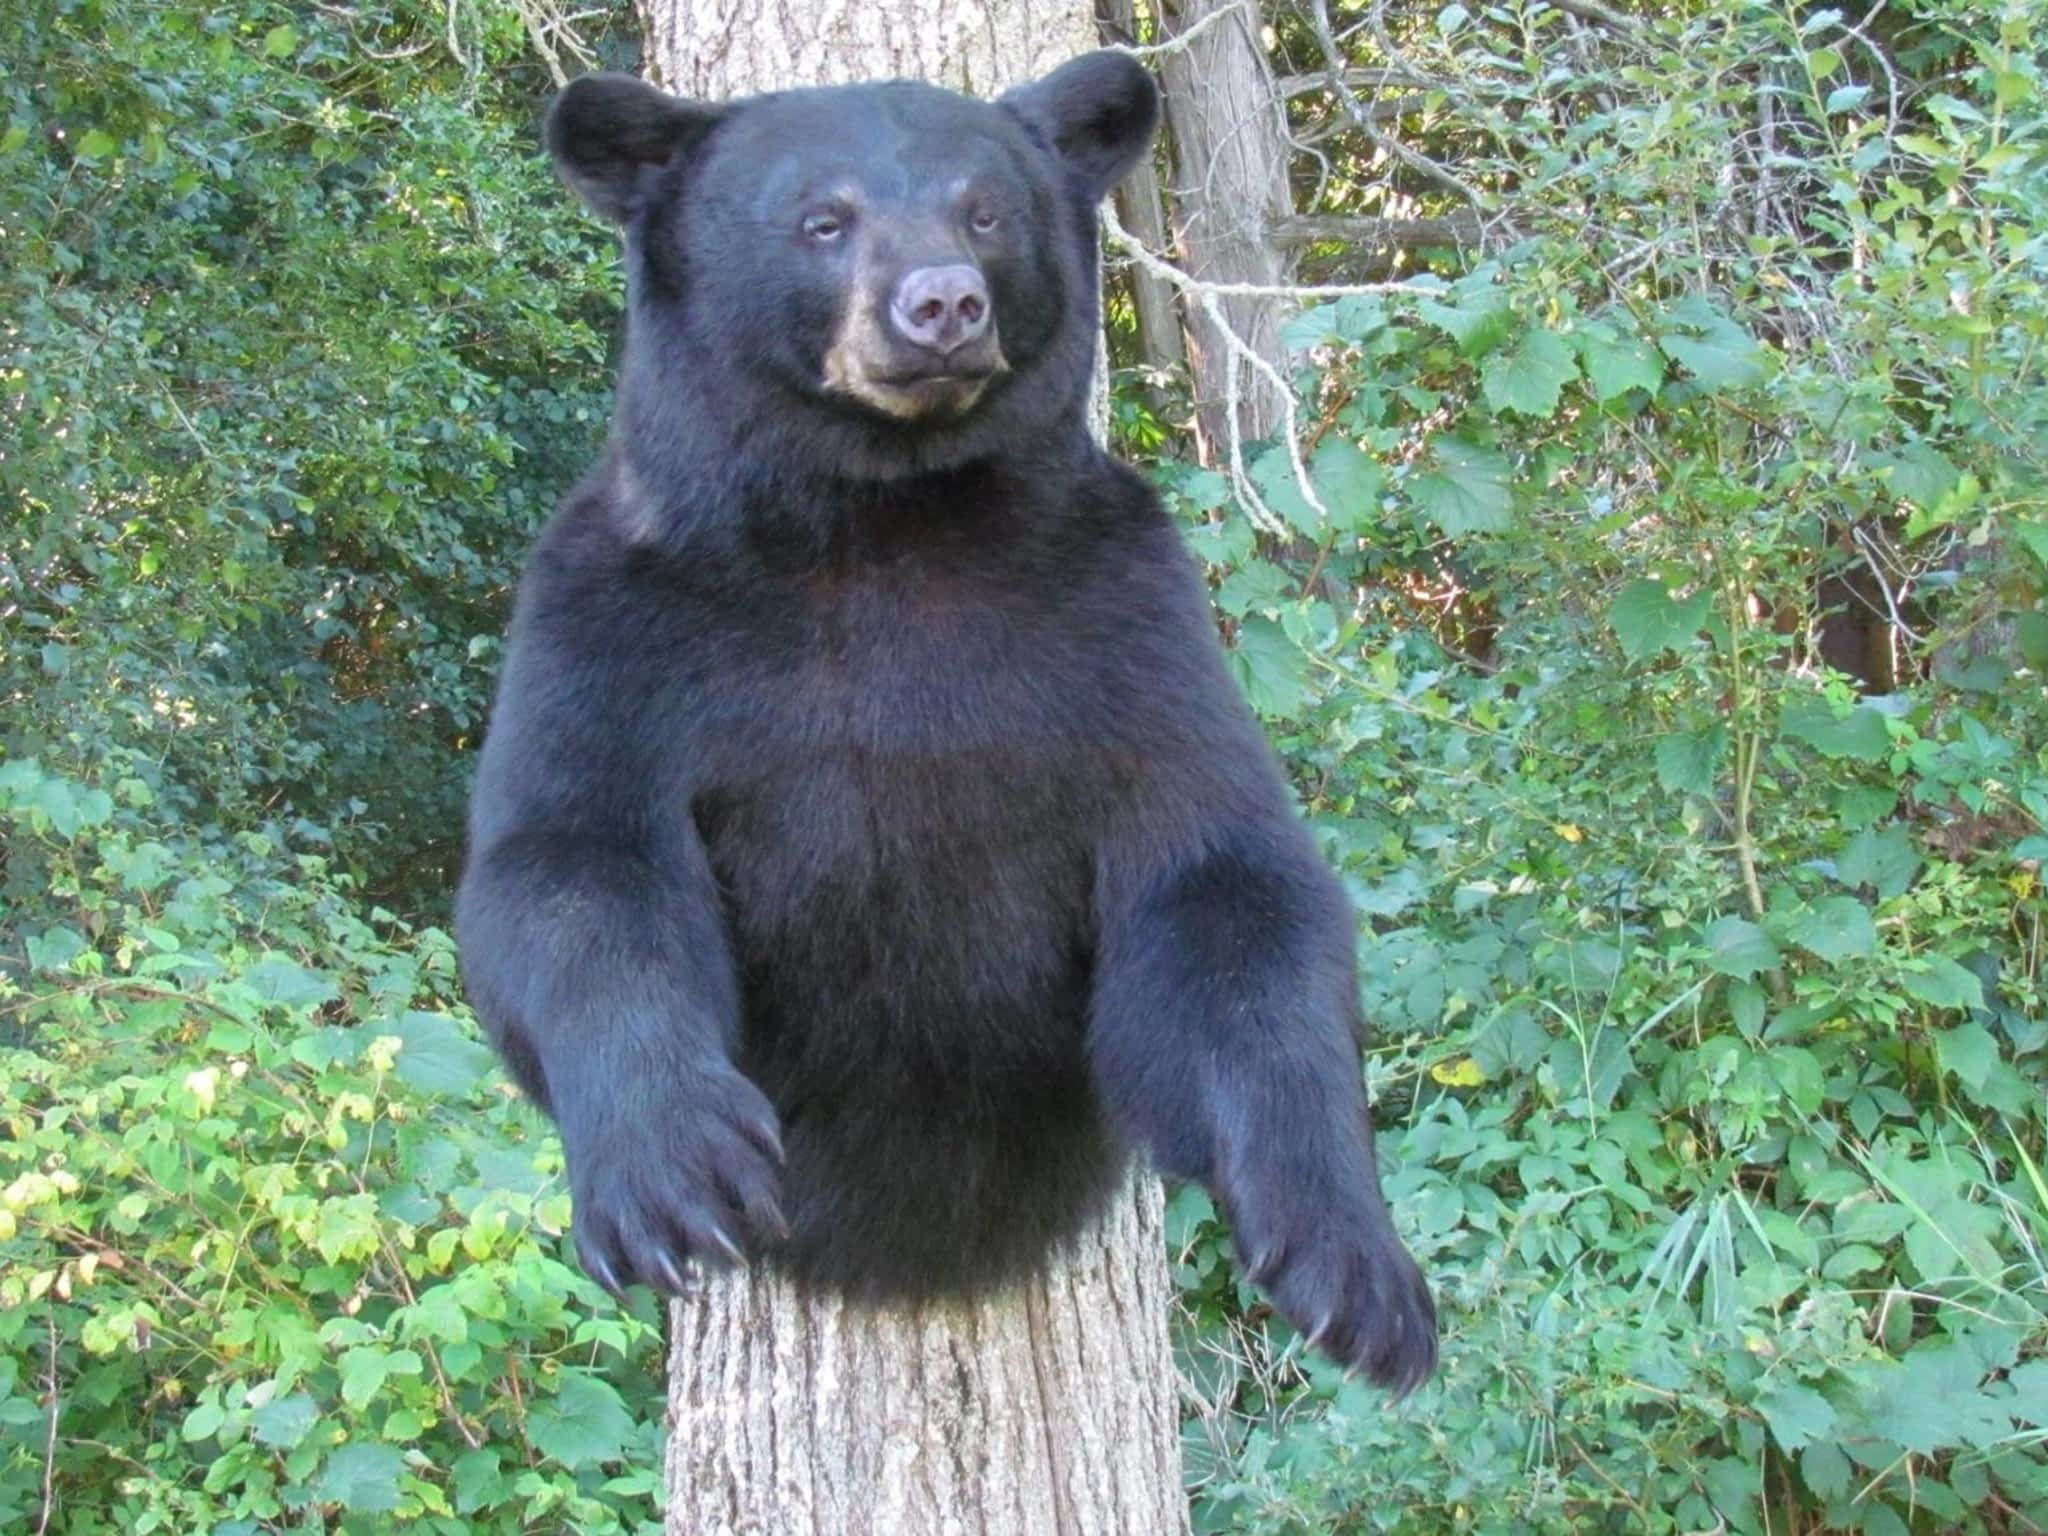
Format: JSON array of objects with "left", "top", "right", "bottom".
[{"left": 456, "top": 53, "right": 1437, "bottom": 1393}]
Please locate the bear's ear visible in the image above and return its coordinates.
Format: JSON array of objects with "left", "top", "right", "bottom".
[
  {"left": 546, "top": 73, "right": 724, "bottom": 223},
  {"left": 1000, "top": 51, "right": 1159, "bottom": 204}
]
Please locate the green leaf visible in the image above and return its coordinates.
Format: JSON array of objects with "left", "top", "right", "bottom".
[
  {"left": 1935, "top": 1021, "right": 2001, "bottom": 1092},
  {"left": 1408, "top": 436, "right": 1512, "bottom": 535},
  {"left": 1802, "top": 1440, "right": 1851, "bottom": 1501},
  {"left": 75, "top": 128, "right": 118, "bottom": 160},
  {"left": 262, "top": 23, "right": 299, "bottom": 57},
  {"left": 313, "top": 1443, "right": 406, "bottom": 1514},
  {"left": 1757, "top": 1382, "right": 1837, "bottom": 1453},
  {"left": 1655, "top": 728, "right": 1725, "bottom": 795},
  {"left": 1704, "top": 917, "right": 1778, "bottom": 980},
  {"left": 1309, "top": 437, "right": 1385, "bottom": 531},
  {"left": 1655, "top": 297, "right": 1767, "bottom": 391},
  {"left": 452, "top": 1449, "right": 506, "bottom": 1514},
  {"left": 1824, "top": 82, "right": 1871, "bottom": 113},
  {"left": 1416, "top": 287, "right": 1513, "bottom": 357},
  {"left": 340, "top": 1346, "right": 423, "bottom": 1409},
  {"left": 2019, "top": 610, "right": 2048, "bottom": 670},
  {"left": 526, "top": 1371, "right": 635, "bottom": 1470},
  {"left": 1229, "top": 617, "right": 1308, "bottom": 720},
  {"left": 239, "top": 955, "right": 341, "bottom": 1010},
  {"left": 1821, "top": 1243, "right": 1885, "bottom": 1280},
  {"left": 1835, "top": 825, "right": 1920, "bottom": 897},
  {"left": 1609, "top": 578, "right": 1712, "bottom": 662},
  {"left": 1770, "top": 1045, "right": 1826, "bottom": 1116},
  {"left": 1873, "top": 443, "right": 1959, "bottom": 509},
  {"left": 251, "top": 1394, "right": 319, "bottom": 1449},
  {"left": 1782, "top": 896, "right": 1876, "bottom": 962},
  {"left": 381, "top": 1011, "right": 496, "bottom": 1096},
  {"left": 1480, "top": 328, "right": 1578, "bottom": 417},
  {"left": 1780, "top": 694, "right": 1888, "bottom": 762},
  {"left": 1249, "top": 446, "right": 1320, "bottom": 534},
  {"left": 1575, "top": 320, "right": 1664, "bottom": 402},
  {"left": 1901, "top": 955, "right": 1984, "bottom": 1012},
  {"left": 181, "top": 1400, "right": 225, "bottom": 1443}
]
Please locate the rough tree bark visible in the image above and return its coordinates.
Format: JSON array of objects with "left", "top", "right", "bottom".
[
  {"left": 630, "top": 6, "right": 1190, "bottom": 1532},
  {"left": 1154, "top": 0, "right": 1297, "bottom": 462},
  {"left": 1101, "top": 0, "right": 1190, "bottom": 396}
]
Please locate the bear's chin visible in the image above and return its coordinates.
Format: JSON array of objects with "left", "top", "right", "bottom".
[{"left": 822, "top": 369, "right": 1001, "bottom": 423}]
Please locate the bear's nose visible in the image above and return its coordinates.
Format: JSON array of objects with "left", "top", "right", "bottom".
[{"left": 889, "top": 265, "right": 992, "bottom": 355}]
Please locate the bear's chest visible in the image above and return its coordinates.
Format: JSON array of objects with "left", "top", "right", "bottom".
[{"left": 676, "top": 556, "right": 1129, "bottom": 1027}]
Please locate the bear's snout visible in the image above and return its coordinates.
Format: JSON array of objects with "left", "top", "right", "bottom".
[{"left": 889, "top": 265, "right": 992, "bottom": 356}]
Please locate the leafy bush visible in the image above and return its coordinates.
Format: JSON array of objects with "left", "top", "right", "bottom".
[
  {"left": 2, "top": 0, "right": 619, "bottom": 903},
  {"left": 0, "top": 761, "right": 667, "bottom": 1532},
  {"left": 1149, "top": 1, "right": 2048, "bottom": 1530}
]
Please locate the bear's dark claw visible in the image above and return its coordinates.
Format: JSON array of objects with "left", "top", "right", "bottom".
[
  {"left": 1230, "top": 1183, "right": 1438, "bottom": 1394},
  {"left": 560, "top": 1061, "right": 786, "bottom": 1297}
]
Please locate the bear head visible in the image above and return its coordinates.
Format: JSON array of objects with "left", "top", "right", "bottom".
[{"left": 544, "top": 52, "right": 1159, "bottom": 489}]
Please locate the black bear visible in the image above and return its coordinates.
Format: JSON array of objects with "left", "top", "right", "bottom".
[{"left": 456, "top": 51, "right": 1436, "bottom": 1392}]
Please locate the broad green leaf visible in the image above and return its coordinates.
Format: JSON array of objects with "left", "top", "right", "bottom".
[
  {"left": 240, "top": 955, "right": 341, "bottom": 1010},
  {"left": 1249, "top": 446, "right": 1320, "bottom": 534},
  {"left": 527, "top": 1371, "right": 635, "bottom": 1470},
  {"left": 1309, "top": 436, "right": 1385, "bottom": 531},
  {"left": 1480, "top": 328, "right": 1578, "bottom": 417},
  {"left": 2019, "top": 610, "right": 2048, "bottom": 669},
  {"left": 1935, "top": 1021, "right": 2000, "bottom": 1092},
  {"left": 1408, "top": 436, "right": 1512, "bottom": 535},
  {"left": 1609, "top": 578, "right": 1712, "bottom": 661},
  {"left": 1416, "top": 288, "right": 1513, "bottom": 357},
  {"left": 1901, "top": 955, "right": 1984, "bottom": 1012},
  {"left": 1781, "top": 895, "right": 1876, "bottom": 962},
  {"left": 341, "top": 1345, "right": 422, "bottom": 1409},
  {"left": 1780, "top": 694, "right": 1888, "bottom": 762},
  {"left": 181, "top": 1400, "right": 225, "bottom": 1443},
  {"left": 1821, "top": 1243, "right": 1885, "bottom": 1280},
  {"left": 1824, "top": 83, "right": 1871, "bottom": 113},
  {"left": 75, "top": 129, "right": 117, "bottom": 160},
  {"left": 1756, "top": 1382, "right": 1836, "bottom": 1453},
  {"left": 1770, "top": 1045, "right": 1826, "bottom": 1116},
  {"left": 251, "top": 1393, "right": 319, "bottom": 1449},
  {"left": 452, "top": 1449, "right": 506, "bottom": 1514},
  {"left": 382, "top": 1011, "right": 496, "bottom": 1096},
  {"left": 1856, "top": 1343, "right": 2012, "bottom": 1453},
  {"left": 1655, "top": 728, "right": 1725, "bottom": 794},
  {"left": 1802, "top": 1440, "right": 1851, "bottom": 1501},
  {"left": 1655, "top": 297, "right": 1767, "bottom": 391},
  {"left": 262, "top": 23, "right": 299, "bottom": 56},
  {"left": 2014, "top": 518, "right": 2048, "bottom": 567},
  {"left": 1575, "top": 320, "right": 1664, "bottom": 402},
  {"left": 313, "top": 1443, "right": 406, "bottom": 1514},
  {"left": 1835, "top": 825, "right": 1920, "bottom": 896},
  {"left": 1704, "top": 916, "right": 1778, "bottom": 979},
  {"left": 1229, "top": 617, "right": 1308, "bottom": 720},
  {"left": 1873, "top": 443, "right": 1959, "bottom": 509}
]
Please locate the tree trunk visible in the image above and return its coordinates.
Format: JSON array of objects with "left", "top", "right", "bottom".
[
  {"left": 632, "top": 8, "right": 1189, "bottom": 1533},
  {"left": 1101, "top": 0, "right": 1191, "bottom": 396},
  {"left": 1154, "top": 0, "right": 1297, "bottom": 463},
  {"left": 663, "top": 1177, "right": 1185, "bottom": 1535}
]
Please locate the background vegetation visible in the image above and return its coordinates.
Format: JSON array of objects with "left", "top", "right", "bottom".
[{"left": 3, "top": 0, "right": 2044, "bottom": 1531}]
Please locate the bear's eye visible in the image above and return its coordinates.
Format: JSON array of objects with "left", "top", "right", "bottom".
[
  {"left": 968, "top": 209, "right": 1001, "bottom": 235},
  {"left": 802, "top": 212, "right": 847, "bottom": 243}
]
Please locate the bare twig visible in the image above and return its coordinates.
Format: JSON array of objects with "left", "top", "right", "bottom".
[
  {"left": 35, "top": 1310, "right": 59, "bottom": 1536},
  {"left": 1307, "top": 0, "right": 1494, "bottom": 210}
]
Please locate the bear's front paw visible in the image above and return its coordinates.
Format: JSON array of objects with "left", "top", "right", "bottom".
[
  {"left": 559, "top": 1064, "right": 787, "bottom": 1299},
  {"left": 1236, "top": 1194, "right": 1438, "bottom": 1395}
]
